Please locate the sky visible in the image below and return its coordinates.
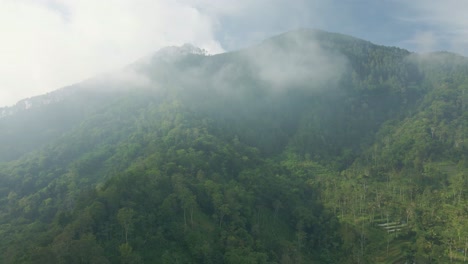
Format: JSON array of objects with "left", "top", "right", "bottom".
[{"left": 1, "top": 0, "right": 468, "bottom": 107}]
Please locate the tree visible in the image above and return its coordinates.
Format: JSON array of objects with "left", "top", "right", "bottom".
[{"left": 118, "top": 207, "right": 135, "bottom": 244}]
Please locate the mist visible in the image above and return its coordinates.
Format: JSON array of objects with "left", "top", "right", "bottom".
[
  {"left": 244, "top": 30, "right": 348, "bottom": 92},
  {"left": 140, "top": 29, "right": 350, "bottom": 104}
]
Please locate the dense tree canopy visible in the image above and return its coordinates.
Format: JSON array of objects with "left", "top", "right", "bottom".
[{"left": 0, "top": 29, "right": 467, "bottom": 263}]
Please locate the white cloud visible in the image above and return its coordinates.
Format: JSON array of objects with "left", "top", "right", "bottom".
[
  {"left": 4, "top": 0, "right": 434, "bottom": 108},
  {"left": 0, "top": 0, "right": 224, "bottom": 107},
  {"left": 246, "top": 32, "right": 347, "bottom": 91},
  {"left": 0, "top": 0, "right": 342, "bottom": 107},
  {"left": 400, "top": 1, "right": 468, "bottom": 54}
]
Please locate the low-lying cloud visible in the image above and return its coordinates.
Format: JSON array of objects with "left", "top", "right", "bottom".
[
  {"left": 0, "top": 0, "right": 223, "bottom": 107},
  {"left": 159, "top": 30, "right": 349, "bottom": 103},
  {"left": 3, "top": 0, "right": 466, "bottom": 108},
  {"left": 247, "top": 33, "right": 348, "bottom": 91},
  {"left": 0, "top": 0, "right": 342, "bottom": 107}
]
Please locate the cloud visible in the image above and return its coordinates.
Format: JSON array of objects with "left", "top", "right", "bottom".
[
  {"left": 0, "top": 0, "right": 224, "bottom": 107},
  {"left": 162, "top": 30, "right": 348, "bottom": 103},
  {"left": 0, "top": 0, "right": 341, "bottom": 107},
  {"left": 83, "top": 68, "right": 152, "bottom": 92},
  {"left": 188, "top": 0, "right": 330, "bottom": 50},
  {"left": 399, "top": 1, "right": 468, "bottom": 54},
  {"left": 5, "top": 0, "right": 452, "bottom": 108},
  {"left": 246, "top": 31, "right": 348, "bottom": 91}
]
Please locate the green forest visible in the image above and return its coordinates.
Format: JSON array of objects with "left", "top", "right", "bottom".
[{"left": 0, "top": 29, "right": 467, "bottom": 263}]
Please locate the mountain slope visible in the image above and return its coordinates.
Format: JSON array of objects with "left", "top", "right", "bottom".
[{"left": 0, "top": 29, "right": 467, "bottom": 263}]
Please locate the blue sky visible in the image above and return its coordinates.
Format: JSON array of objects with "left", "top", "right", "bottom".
[{"left": 1, "top": 0, "right": 467, "bottom": 107}]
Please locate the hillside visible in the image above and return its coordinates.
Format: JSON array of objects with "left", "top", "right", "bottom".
[{"left": 0, "top": 29, "right": 467, "bottom": 263}]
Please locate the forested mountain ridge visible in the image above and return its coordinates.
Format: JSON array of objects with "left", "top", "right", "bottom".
[{"left": 0, "top": 29, "right": 467, "bottom": 263}]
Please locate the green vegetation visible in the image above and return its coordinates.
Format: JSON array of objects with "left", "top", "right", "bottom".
[{"left": 0, "top": 29, "right": 467, "bottom": 263}]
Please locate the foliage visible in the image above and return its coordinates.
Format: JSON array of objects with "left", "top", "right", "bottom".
[{"left": 0, "top": 29, "right": 467, "bottom": 263}]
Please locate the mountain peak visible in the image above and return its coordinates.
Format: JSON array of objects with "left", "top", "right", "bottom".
[
  {"left": 129, "top": 43, "right": 208, "bottom": 67},
  {"left": 155, "top": 43, "right": 208, "bottom": 57}
]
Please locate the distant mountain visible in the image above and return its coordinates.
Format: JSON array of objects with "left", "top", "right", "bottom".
[{"left": 0, "top": 29, "right": 467, "bottom": 263}]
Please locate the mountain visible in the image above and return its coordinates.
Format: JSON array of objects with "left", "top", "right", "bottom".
[{"left": 0, "top": 29, "right": 467, "bottom": 263}]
